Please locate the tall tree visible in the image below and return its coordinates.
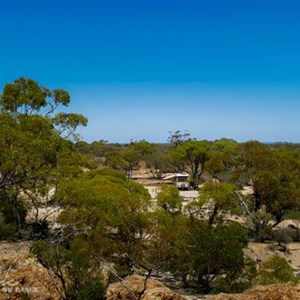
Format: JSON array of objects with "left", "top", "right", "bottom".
[
  {"left": 167, "top": 140, "right": 211, "bottom": 188},
  {"left": 55, "top": 168, "right": 151, "bottom": 275},
  {"left": 0, "top": 78, "right": 87, "bottom": 237},
  {"left": 235, "top": 141, "right": 300, "bottom": 240},
  {"left": 186, "top": 181, "right": 239, "bottom": 225},
  {"left": 168, "top": 130, "right": 191, "bottom": 147}
]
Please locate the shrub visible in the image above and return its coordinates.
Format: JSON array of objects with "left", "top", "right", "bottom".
[
  {"left": 157, "top": 185, "right": 182, "bottom": 212},
  {"left": 31, "top": 241, "right": 107, "bottom": 300},
  {"left": 256, "top": 256, "right": 298, "bottom": 285},
  {"left": 67, "top": 279, "right": 106, "bottom": 300},
  {"left": 0, "top": 218, "right": 17, "bottom": 240},
  {"left": 212, "top": 257, "right": 257, "bottom": 294}
]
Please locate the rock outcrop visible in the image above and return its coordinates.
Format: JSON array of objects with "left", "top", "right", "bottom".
[
  {"left": 107, "top": 274, "right": 187, "bottom": 300},
  {"left": 208, "top": 284, "right": 300, "bottom": 300},
  {"left": 0, "top": 241, "right": 61, "bottom": 300}
]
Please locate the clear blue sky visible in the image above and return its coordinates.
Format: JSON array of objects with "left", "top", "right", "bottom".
[{"left": 1, "top": 0, "right": 300, "bottom": 143}]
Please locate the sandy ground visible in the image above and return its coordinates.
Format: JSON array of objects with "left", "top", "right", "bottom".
[{"left": 146, "top": 186, "right": 198, "bottom": 201}]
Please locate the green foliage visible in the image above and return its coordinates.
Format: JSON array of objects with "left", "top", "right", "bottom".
[
  {"left": 247, "top": 207, "right": 274, "bottom": 242},
  {"left": 0, "top": 77, "right": 88, "bottom": 239},
  {"left": 0, "top": 113, "right": 61, "bottom": 191},
  {"left": 68, "top": 280, "right": 106, "bottom": 300},
  {"left": 206, "top": 139, "right": 238, "bottom": 182},
  {"left": 234, "top": 141, "right": 300, "bottom": 239},
  {"left": 0, "top": 77, "right": 87, "bottom": 141},
  {"left": 31, "top": 241, "right": 106, "bottom": 300},
  {"left": 168, "top": 130, "right": 191, "bottom": 146},
  {"left": 1, "top": 77, "right": 53, "bottom": 113},
  {"left": 212, "top": 257, "right": 257, "bottom": 294},
  {"left": 272, "top": 227, "right": 295, "bottom": 244},
  {"left": 166, "top": 221, "right": 248, "bottom": 292},
  {"left": 0, "top": 191, "right": 27, "bottom": 226},
  {"left": 31, "top": 240, "right": 70, "bottom": 270},
  {"left": 194, "top": 224, "right": 247, "bottom": 292},
  {"left": 145, "top": 144, "right": 172, "bottom": 179},
  {"left": 167, "top": 140, "right": 211, "bottom": 188},
  {"left": 145, "top": 205, "right": 248, "bottom": 293},
  {"left": 20, "top": 292, "right": 31, "bottom": 300},
  {"left": 256, "top": 256, "right": 298, "bottom": 285},
  {"left": 53, "top": 113, "right": 88, "bottom": 140},
  {"left": 105, "top": 147, "right": 141, "bottom": 177},
  {"left": 144, "top": 209, "right": 189, "bottom": 273},
  {"left": 0, "top": 190, "right": 27, "bottom": 239},
  {"left": 253, "top": 168, "right": 300, "bottom": 224},
  {"left": 130, "top": 139, "right": 153, "bottom": 157},
  {"left": 0, "top": 218, "right": 17, "bottom": 240},
  {"left": 198, "top": 181, "right": 238, "bottom": 211},
  {"left": 157, "top": 185, "right": 182, "bottom": 213},
  {"left": 185, "top": 181, "right": 239, "bottom": 225},
  {"left": 55, "top": 169, "right": 151, "bottom": 275}
]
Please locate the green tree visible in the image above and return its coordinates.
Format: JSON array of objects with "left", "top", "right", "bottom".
[
  {"left": 145, "top": 144, "right": 172, "bottom": 179},
  {"left": 0, "top": 77, "right": 87, "bottom": 238},
  {"left": 130, "top": 139, "right": 153, "bottom": 157},
  {"left": 55, "top": 169, "right": 151, "bottom": 275},
  {"left": 31, "top": 240, "right": 106, "bottom": 300},
  {"left": 143, "top": 207, "right": 189, "bottom": 276},
  {"left": 256, "top": 256, "right": 298, "bottom": 285},
  {"left": 154, "top": 219, "right": 248, "bottom": 293},
  {"left": 144, "top": 204, "right": 248, "bottom": 293},
  {"left": 167, "top": 140, "right": 211, "bottom": 188},
  {"left": 186, "top": 181, "right": 239, "bottom": 225},
  {"left": 157, "top": 185, "right": 182, "bottom": 213},
  {"left": 168, "top": 130, "right": 191, "bottom": 147},
  {"left": 235, "top": 141, "right": 300, "bottom": 240},
  {"left": 105, "top": 147, "right": 141, "bottom": 178},
  {"left": 206, "top": 139, "right": 239, "bottom": 182},
  {"left": 186, "top": 223, "right": 248, "bottom": 292}
]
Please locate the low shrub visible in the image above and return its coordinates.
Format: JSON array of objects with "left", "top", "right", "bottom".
[{"left": 256, "top": 256, "right": 298, "bottom": 285}]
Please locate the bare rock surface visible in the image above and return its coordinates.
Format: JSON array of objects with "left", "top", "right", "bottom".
[
  {"left": 208, "top": 284, "right": 300, "bottom": 300},
  {"left": 107, "top": 274, "right": 187, "bottom": 300},
  {"left": 0, "top": 241, "right": 60, "bottom": 300}
]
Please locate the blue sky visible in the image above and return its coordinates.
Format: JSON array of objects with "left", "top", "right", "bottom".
[{"left": 0, "top": 0, "right": 300, "bottom": 142}]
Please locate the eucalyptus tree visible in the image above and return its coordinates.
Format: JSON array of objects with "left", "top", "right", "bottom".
[
  {"left": 55, "top": 168, "right": 151, "bottom": 275},
  {"left": 185, "top": 181, "right": 239, "bottom": 225},
  {"left": 167, "top": 140, "right": 211, "bottom": 188},
  {"left": 0, "top": 77, "right": 87, "bottom": 237},
  {"left": 235, "top": 141, "right": 300, "bottom": 240}
]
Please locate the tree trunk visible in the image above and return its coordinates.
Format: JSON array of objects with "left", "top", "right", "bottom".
[{"left": 208, "top": 206, "right": 218, "bottom": 225}]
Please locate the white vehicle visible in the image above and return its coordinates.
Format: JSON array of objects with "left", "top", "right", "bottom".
[{"left": 164, "top": 173, "right": 191, "bottom": 190}]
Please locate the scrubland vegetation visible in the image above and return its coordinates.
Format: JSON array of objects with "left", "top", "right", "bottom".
[{"left": 1, "top": 78, "right": 300, "bottom": 299}]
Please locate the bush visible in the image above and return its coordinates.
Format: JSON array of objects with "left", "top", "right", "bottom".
[
  {"left": 29, "top": 220, "right": 50, "bottom": 239},
  {"left": 212, "top": 257, "right": 257, "bottom": 294},
  {"left": 157, "top": 185, "right": 182, "bottom": 212},
  {"left": 167, "top": 222, "right": 248, "bottom": 293},
  {"left": 67, "top": 279, "right": 106, "bottom": 300},
  {"left": 0, "top": 218, "right": 17, "bottom": 240},
  {"left": 0, "top": 191, "right": 27, "bottom": 227},
  {"left": 31, "top": 241, "right": 107, "bottom": 300},
  {"left": 256, "top": 256, "right": 298, "bottom": 285},
  {"left": 0, "top": 191, "right": 27, "bottom": 241}
]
